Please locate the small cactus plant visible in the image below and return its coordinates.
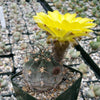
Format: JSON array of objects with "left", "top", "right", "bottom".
[
  {"left": 95, "top": 12, "right": 100, "bottom": 18},
  {"left": 23, "top": 45, "right": 64, "bottom": 91},
  {"left": 83, "top": 0, "right": 89, "bottom": 2},
  {"left": 90, "top": 36, "right": 100, "bottom": 50},
  {"left": 91, "top": 8, "right": 97, "bottom": 16},
  {"left": 90, "top": 41, "right": 100, "bottom": 50},
  {"left": 70, "top": 4, "right": 75, "bottom": 9},
  {"left": 66, "top": 48, "right": 80, "bottom": 59},
  {"left": 86, "top": 84, "right": 100, "bottom": 98},
  {"left": 97, "top": 36, "right": 100, "bottom": 42},
  {"left": 95, "top": 19, "right": 100, "bottom": 25},
  {"left": 13, "top": 32, "right": 22, "bottom": 42},
  {"left": 61, "top": 6, "right": 68, "bottom": 14},
  {"left": 0, "top": 42, "right": 11, "bottom": 54},
  {"left": 54, "top": 2, "right": 62, "bottom": 9},
  {"left": 90, "top": 0, "right": 97, "bottom": 6},
  {"left": 83, "top": 6, "right": 88, "bottom": 11},
  {"left": 96, "top": 5, "right": 100, "bottom": 11}
]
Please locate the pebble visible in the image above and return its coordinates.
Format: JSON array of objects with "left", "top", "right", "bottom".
[{"left": 59, "top": 84, "right": 66, "bottom": 90}]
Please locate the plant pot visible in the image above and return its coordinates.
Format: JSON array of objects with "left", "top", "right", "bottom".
[
  {"left": 26, "top": 0, "right": 30, "bottom": 2},
  {"left": 11, "top": 65, "right": 82, "bottom": 100}
]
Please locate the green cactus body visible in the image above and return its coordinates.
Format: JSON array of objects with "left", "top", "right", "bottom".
[
  {"left": 97, "top": 36, "right": 100, "bottom": 42},
  {"left": 90, "top": 41, "right": 100, "bottom": 50},
  {"left": 95, "top": 19, "right": 100, "bottom": 25},
  {"left": 23, "top": 48, "right": 64, "bottom": 91},
  {"left": 97, "top": 5, "right": 100, "bottom": 10},
  {"left": 54, "top": 2, "right": 62, "bottom": 9}
]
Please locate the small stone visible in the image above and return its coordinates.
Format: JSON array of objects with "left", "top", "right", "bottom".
[
  {"left": 22, "top": 86, "right": 28, "bottom": 92},
  {"left": 1, "top": 80, "right": 7, "bottom": 88},
  {"left": 59, "top": 84, "right": 66, "bottom": 89}
]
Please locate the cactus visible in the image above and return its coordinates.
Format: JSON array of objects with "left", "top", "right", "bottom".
[
  {"left": 20, "top": 43, "right": 28, "bottom": 50},
  {"left": 0, "top": 34, "right": 2, "bottom": 41},
  {"left": 0, "top": 49, "right": 3, "bottom": 54},
  {"left": 0, "top": 79, "right": 7, "bottom": 88},
  {"left": 66, "top": 48, "right": 80, "bottom": 59},
  {"left": 96, "top": 5, "right": 100, "bottom": 11},
  {"left": 23, "top": 45, "right": 64, "bottom": 91},
  {"left": 78, "top": 63, "right": 88, "bottom": 73},
  {"left": 90, "top": 36, "right": 100, "bottom": 50},
  {"left": 5, "top": 45, "right": 11, "bottom": 52},
  {"left": 86, "top": 89, "right": 95, "bottom": 98},
  {"left": 83, "top": 0, "right": 89, "bottom": 2},
  {"left": 75, "top": 7, "right": 84, "bottom": 13},
  {"left": 83, "top": 6, "right": 88, "bottom": 11},
  {"left": 61, "top": 6, "right": 68, "bottom": 14},
  {"left": 91, "top": 0, "right": 97, "bottom": 6},
  {"left": 78, "top": 13, "right": 86, "bottom": 18},
  {"left": 11, "top": 3, "right": 17, "bottom": 9},
  {"left": 79, "top": 1, "right": 84, "bottom": 7},
  {"left": 95, "top": 12, "right": 100, "bottom": 18},
  {"left": 70, "top": 4, "right": 75, "bottom": 9},
  {"left": 75, "top": 0, "right": 80, "bottom": 5},
  {"left": 54, "top": 2, "right": 62, "bottom": 9},
  {"left": 71, "top": 0, "right": 74, "bottom": 2},
  {"left": 95, "top": 19, "right": 100, "bottom": 25},
  {"left": 32, "top": 10, "right": 96, "bottom": 91},
  {"left": 93, "top": 85, "right": 100, "bottom": 92},
  {"left": 87, "top": 84, "right": 100, "bottom": 98},
  {"left": 90, "top": 41, "right": 100, "bottom": 50},
  {"left": 13, "top": 32, "right": 22, "bottom": 42},
  {"left": 97, "top": 36, "right": 100, "bottom": 42},
  {"left": 95, "top": 89, "right": 100, "bottom": 96},
  {"left": 61, "top": 0, "right": 66, "bottom": 2}
]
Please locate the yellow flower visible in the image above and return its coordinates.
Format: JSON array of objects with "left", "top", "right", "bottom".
[{"left": 33, "top": 10, "right": 96, "bottom": 42}]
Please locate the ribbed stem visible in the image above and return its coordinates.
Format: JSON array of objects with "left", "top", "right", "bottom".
[{"left": 52, "top": 41, "right": 69, "bottom": 63}]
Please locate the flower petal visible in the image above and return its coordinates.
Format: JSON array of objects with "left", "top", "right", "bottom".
[{"left": 33, "top": 10, "right": 96, "bottom": 42}]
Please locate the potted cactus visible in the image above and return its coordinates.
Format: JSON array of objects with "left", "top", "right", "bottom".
[{"left": 11, "top": 10, "right": 96, "bottom": 100}]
